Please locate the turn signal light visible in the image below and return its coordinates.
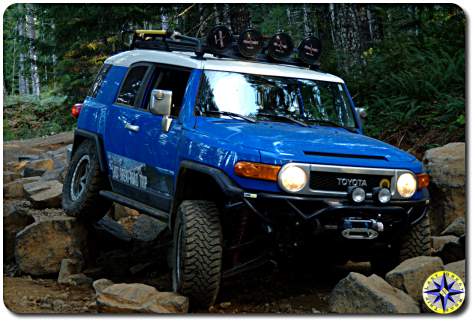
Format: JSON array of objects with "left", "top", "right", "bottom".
[
  {"left": 234, "top": 161, "right": 281, "bottom": 181},
  {"left": 417, "top": 173, "right": 430, "bottom": 190},
  {"left": 71, "top": 103, "right": 83, "bottom": 118}
]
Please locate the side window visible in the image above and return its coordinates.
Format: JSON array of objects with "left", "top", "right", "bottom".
[
  {"left": 88, "top": 64, "right": 111, "bottom": 98},
  {"left": 116, "top": 65, "right": 149, "bottom": 107},
  {"left": 147, "top": 67, "right": 191, "bottom": 117}
]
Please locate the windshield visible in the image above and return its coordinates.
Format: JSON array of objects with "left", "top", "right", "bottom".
[{"left": 197, "top": 70, "right": 357, "bottom": 128}]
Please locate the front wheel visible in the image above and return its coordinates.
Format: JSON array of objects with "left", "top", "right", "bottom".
[
  {"left": 62, "top": 140, "right": 111, "bottom": 223},
  {"left": 172, "top": 200, "right": 223, "bottom": 309}
]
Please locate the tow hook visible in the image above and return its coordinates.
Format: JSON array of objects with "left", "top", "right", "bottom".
[{"left": 341, "top": 218, "right": 384, "bottom": 240}]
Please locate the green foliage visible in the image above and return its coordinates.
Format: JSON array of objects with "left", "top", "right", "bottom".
[{"left": 3, "top": 93, "right": 74, "bottom": 140}]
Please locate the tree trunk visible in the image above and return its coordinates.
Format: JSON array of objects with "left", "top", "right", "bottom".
[
  {"left": 302, "top": 4, "right": 311, "bottom": 35},
  {"left": 223, "top": 4, "right": 232, "bottom": 30},
  {"left": 230, "top": 6, "right": 250, "bottom": 34},
  {"left": 17, "top": 18, "right": 28, "bottom": 96},
  {"left": 25, "top": 4, "right": 40, "bottom": 97}
]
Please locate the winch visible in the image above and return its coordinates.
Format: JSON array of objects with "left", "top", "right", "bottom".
[{"left": 341, "top": 217, "right": 384, "bottom": 240}]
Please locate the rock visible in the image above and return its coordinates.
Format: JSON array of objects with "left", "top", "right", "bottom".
[
  {"left": 434, "top": 235, "right": 465, "bottom": 264},
  {"left": 3, "top": 204, "right": 35, "bottom": 262},
  {"left": 432, "top": 235, "right": 459, "bottom": 252},
  {"left": 329, "top": 272, "right": 420, "bottom": 313},
  {"left": 93, "top": 279, "right": 114, "bottom": 295},
  {"left": 23, "top": 180, "right": 63, "bottom": 209},
  {"left": 15, "top": 216, "right": 87, "bottom": 275},
  {"left": 3, "top": 177, "right": 41, "bottom": 199},
  {"left": 423, "top": 142, "right": 465, "bottom": 234},
  {"left": 22, "top": 167, "right": 48, "bottom": 177},
  {"left": 93, "top": 215, "right": 132, "bottom": 242},
  {"left": 96, "top": 283, "right": 188, "bottom": 313},
  {"left": 41, "top": 167, "right": 66, "bottom": 183},
  {"left": 18, "top": 154, "right": 40, "bottom": 162},
  {"left": 58, "top": 258, "right": 83, "bottom": 284},
  {"left": 4, "top": 171, "right": 21, "bottom": 183},
  {"left": 131, "top": 215, "right": 166, "bottom": 241},
  {"left": 441, "top": 217, "right": 465, "bottom": 237},
  {"left": 113, "top": 203, "right": 140, "bottom": 220},
  {"left": 444, "top": 260, "right": 465, "bottom": 283},
  {"left": 385, "top": 256, "right": 444, "bottom": 301},
  {"left": 61, "top": 273, "right": 93, "bottom": 286},
  {"left": 25, "top": 158, "right": 55, "bottom": 172}
]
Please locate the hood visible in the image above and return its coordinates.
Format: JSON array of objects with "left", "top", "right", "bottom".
[{"left": 195, "top": 119, "right": 416, "bottom": 164}]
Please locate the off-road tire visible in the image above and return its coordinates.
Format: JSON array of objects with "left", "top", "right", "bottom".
[
  {"left": 62, "top": 140, "right": 111, "bottom": 223},
  {"left": 172, "top": 200, "right": 223, "bottom": 309},
  {"left": 371, "top": 215, "right": 431, "bottom": 274}
]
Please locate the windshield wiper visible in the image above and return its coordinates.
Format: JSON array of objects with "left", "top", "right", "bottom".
[
  {"left": 307, "top": 119, "right": 358, "bottom": 133},
  {"left": 256, "top": 113, "right": 308, "bottom": 127},
  {"left": 204, "top": 110, "right": 256, "bottom": 123}
]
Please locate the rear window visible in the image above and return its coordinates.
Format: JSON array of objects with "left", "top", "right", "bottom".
[
  {"left": 116, "top": 65, "right": 149, "bottom": 107},
  {"left": 88, "top": 64, "right": 111, "bottom": 98}
]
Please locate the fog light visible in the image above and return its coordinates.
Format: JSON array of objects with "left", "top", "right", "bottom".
[
  {"left": 376, "top": 188, "right": 391, "bottom": 204},
  {"left": 350, "top": 187, "right": 366, "bottom": 203}
]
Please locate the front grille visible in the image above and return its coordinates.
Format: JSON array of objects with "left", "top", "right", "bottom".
[{"left": 309, "top": 171, "right": 392, "bottom": 191}]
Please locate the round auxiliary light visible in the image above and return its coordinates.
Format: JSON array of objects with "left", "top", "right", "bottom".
[
  {"left": 350, "top": 187, "right": 366, "bottom": 203},
  {"left": 238, "top": 29, "right": 263, "bottom": 58},
  {"left": 268, "top": 32, "right": 294, "bottom": 60},
  {"left": 397, "top": 173, "right": 417, "bottom": 198},
  {"left": 207, "top": 26, "right": 233, "bottom": 54},
  {"left": 377, "top": 188, "right": 391, "bottom": 204},
  {"left": 278, "top": 165, "right": 307, "bottom": 193},
  {"left": 298, "top": 36, "right": 322, "bottom": 65}
]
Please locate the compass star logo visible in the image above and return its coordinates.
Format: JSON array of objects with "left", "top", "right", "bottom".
[{"left": 422, "top": 270, "right": 465, "bottom": 314}]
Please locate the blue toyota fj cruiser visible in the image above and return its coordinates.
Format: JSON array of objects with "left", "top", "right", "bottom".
[{"left": 62, "top": 28, "right": 431, "bottom": 308}]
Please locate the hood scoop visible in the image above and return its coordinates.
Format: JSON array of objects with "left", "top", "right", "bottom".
[{"left": 304, "top": 151, "right": 388, "bottom": 161}]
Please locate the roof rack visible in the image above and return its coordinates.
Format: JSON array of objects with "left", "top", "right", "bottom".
[{"left": 128, "top": 27, "right": 322, "bottom": 70}]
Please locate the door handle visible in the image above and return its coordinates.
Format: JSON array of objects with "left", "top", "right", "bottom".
[{"left": 125, "top": 122, "right": 140, "bottom": 132}]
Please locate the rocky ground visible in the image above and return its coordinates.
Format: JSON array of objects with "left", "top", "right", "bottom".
[{"left": 3, "top": 133, "right": 466, "bottom": 314}]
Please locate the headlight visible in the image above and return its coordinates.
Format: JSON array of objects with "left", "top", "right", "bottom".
[
  {"left": 397, "top": 173, "right": 417, "bottom": 198},
  {"left": 279, "top": 165, "right": 307, "bottom": 193}
]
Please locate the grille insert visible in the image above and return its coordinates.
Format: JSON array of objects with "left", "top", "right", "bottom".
[{"left": 309, "top": 171, "right": 392, "bottom": 191}]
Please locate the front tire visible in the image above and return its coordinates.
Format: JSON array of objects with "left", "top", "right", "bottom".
[
  {"left": 172, "top": 200, "right": 223, "bottom": 309},
  {"left": 62, "top": 140, "right": 111, "bottom": 223}
]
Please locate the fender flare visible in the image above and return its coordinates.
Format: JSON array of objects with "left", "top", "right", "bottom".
[{"left": 72, "top": 129, "right": 108, "bottom": 173}]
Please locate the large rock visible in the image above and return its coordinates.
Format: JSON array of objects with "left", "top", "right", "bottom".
[
  {"left": 15, "top": 216, "right": 87, "bottom": 275},
  {"left": 3, "top": 203, "right": 35, "bottom": 262},
  {"left": 4, "top": 171, "right": 21, "bottom": 184},
  {"left": 96, "top": 283, "right": 188, "bottom": 313},
  {"left": 329, "top": 272, "right": 420, "bottom": 313},
  {"left": 444, "top": 260, "right": 465, "bottom": 283},
  {"left": 41, "top": 167, "right": 66, "bottom": 183},
  {"left": 112, "top": 203, "right": 140, "bottom": 221},
  {"left": 23, "top": 180, "right": 63, "bottom": 209},
  {"left": 385, "top": 256, "right": 444, "bottom": 301},
  {"left": 432, "top": 235, "right": 459, "bottom": 252},
  {"left": 434, "top": 235, "right": 465, "bottom": 264},
  {"left": 441, "top": 217, "right": 465, "bottom": 237},
  {"left": 58, "top": 258, "right": 83, "bottom": 284},
  {"left": 25, "top": 158, "right": 55, "bottom": 171},
  {"left": 131, "top": 215, "right": 166, "bottom": 241},
  {"left": 423, "top": 142, "right": 465, "bottom": 234},
  {"left": 3, "top": 177, "right": 41, "bottom": 199}
]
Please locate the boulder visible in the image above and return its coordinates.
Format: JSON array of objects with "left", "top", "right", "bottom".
[
  {"left": 423, "top": 142, "right": 465, "bottom": 234},
  {"left": 329, "top": 272, "right": 419, "bottom": 313},
  {"left": 385, "top": 256, "right": 444, "bottom": 301},
  {"left": 15, "top": 216, "right": 87, "bottom": 275},
  {"left": 4, "top": 171, "right": 21, "bottom": 184},
  {"left": 60, "top": 273, "right": 93, "bottom": 286},
  {"left": 96, "top": 283, "right": 188, "bottom": 313},
  {"left": 3, "top": 203, "right": 35, "bottom": 262},
  {"left": 444, "top": 260, "right": 465, "bottom": 283},
  {"left": 113, "top": 203, "right": 140, "bottom": 221},
  {"left": 25, "top": 158, "right": 55, "bottom": 172},
  {"left": 93, "top": 278, "right": 114, "bottom": 295},
  {"left": 3, "top": 177, "right": 41, "bottom": 199},
  {"left": 22, "top": 167, "right": 47, "bottom": 177},
  {"left": 58, "top": 258, "right": 83, "bottom": 284},
  {"left": 18, "top": 154, "right": 40, "bottom": 162},
  {"left": 23, "top": 180, "right": 63, "bottom": 209},
  {"left": 434, "top": 235, "right": 465, "bottom": 264},
  {"left": 40, "top": 167, "right": 66, "bottom": 183},
  {"left": 431, "top": 235, "right": 458, "bottom": 252},
  {"left": 131, "top": 215, "right": 166, "bottom": 242},
  {"left": 441, "top": 217, "right": 465, "bottom": 237}
]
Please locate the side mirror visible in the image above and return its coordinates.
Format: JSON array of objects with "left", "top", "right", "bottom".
[
  {"left": 150, "top": 89, "right": 173, "bottom": 132},
  {"left": 355, "top": 107, "right": 367, "bottom": 119}
]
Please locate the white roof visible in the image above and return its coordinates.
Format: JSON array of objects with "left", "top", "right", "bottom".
[{"left": 105, "top": 49, "right": 345, "bottom": 83}]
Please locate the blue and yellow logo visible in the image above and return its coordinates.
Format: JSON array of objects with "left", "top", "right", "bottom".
[{"left": 422, "top": 270, "right": 465, "bottom": 314}]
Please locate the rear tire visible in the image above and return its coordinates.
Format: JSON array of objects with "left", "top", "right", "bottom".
[
  {"left": 371, "top": 215, "right": 431, "bottom": 274},
  {"left": 172, "top": 200, "right": 223, "bottom": 309},
  {"left": 62, "top": 140, "right": 111, "bottom": 223}
]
